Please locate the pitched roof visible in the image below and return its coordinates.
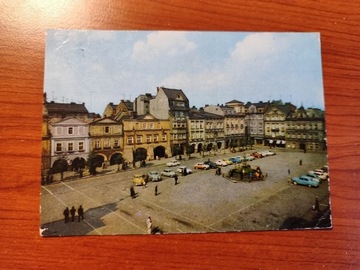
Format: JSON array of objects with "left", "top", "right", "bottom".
[{"left": 44, "top": 101, "right": 89, "bottom": 116}]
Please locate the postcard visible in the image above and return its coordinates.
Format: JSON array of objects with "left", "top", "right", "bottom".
[{"left": 40, "top": 30, "right": 331, "bottom": 236}]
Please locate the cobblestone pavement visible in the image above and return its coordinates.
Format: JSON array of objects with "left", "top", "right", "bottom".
[{"left": 40, "top": 148, "right": 331, "bottom": 237}]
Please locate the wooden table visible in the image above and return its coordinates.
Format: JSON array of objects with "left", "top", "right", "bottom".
[{"left": 1, "top": 1, "right": 359, "bottom": 269}]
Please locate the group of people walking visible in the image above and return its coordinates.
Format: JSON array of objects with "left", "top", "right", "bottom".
[{"left": 63, "top": 205, "right": 84, "bottom": 223}]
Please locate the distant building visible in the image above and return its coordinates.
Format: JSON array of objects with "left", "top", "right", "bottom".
[
  {"left": 122, "top": 114, "right": 171, "bottom": 162},
  {"left": 49, "top": 117, "right": 90, "bottom": 172},
  {"left": 264, "top": 102, "right": 296, "bottom": 147},
  {"left": 89, "top": 117, "right": 123, "bottom": 166},
  {"left": 244, "top": 101, "right": 269, "bottom": 146},
  {"left": 114, "top": 100, "right": 135, "bottom": 120},
  {"left": 285, "top": 107, "right": 326, "bottom": 151},
  {"left": 134, "top": 93, "right": 154, "bottom": 116},
  {"left": 149, "top": 87, "right": 190, "bottom": 156},
  {"left": 102, "top": 102, "right": 118, "bottom": 118},
  {"left": 188, "top": 110, "right": 224, "bottom": 154}
]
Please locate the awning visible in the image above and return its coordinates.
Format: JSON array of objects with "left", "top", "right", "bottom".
[
  {"left": 282, "top": 140, "right": 286, "bottom": 144},
  {"left": 269, "top": 140, "right": 273, "bottom": 143},
  {"left": 276, "top": 140, "right": 281, "bottom": 144}
]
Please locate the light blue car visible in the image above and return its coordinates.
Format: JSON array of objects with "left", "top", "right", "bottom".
[
  {"left": 229, "top": 157, "right": 242, "bottom": 163},
  {"left": 292, "top": 176, "right": 319, "bottom": 187}
]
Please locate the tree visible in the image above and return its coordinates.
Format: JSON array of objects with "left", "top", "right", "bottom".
[
  {"left": 52, "top": 158, "right": 68, "bottom": 181},
  {"left": 87, "top": 152, "right": 103, "bottom": 175},
  {"left": 186, "top": 144, "right": 195, "bottom": 158}
]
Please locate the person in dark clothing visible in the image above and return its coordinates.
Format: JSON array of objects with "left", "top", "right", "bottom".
[
  {"left": 299, "top": 159, "right": 302, "bottom": 165},
  {"left": 78, "top": 205, "right": 84, "bottom": 221},
  {"left": 130, "top": 186, "right": 136, "bottom": 198},
  {"left": 70, "top": 206, "right": 76, "bottom": 222},
  {"left": 174, "top": 174, "right": 178, "bottom": 185},
  {"left": 155, "top": 185, "right": 158, "bottom": 196},
  {"left": 63, "top": 207, "right": 70, "bottom": 223},
  {"left": 313, "top": 196, "right": 320, "bottom": 212}
]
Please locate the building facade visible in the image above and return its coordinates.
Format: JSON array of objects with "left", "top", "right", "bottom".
[
  {"left": 149, "top": 87, "right": 190, "bottom": 156},
  {"left": 244, "top": 101, "right": 269, "bottom": 146},
  {"left": 89, "top": 117, "right": 123, "bottom": 166},
  {"left": 122, "top": 114, "right": 171, "bottom": 162},
  {"left": 49, "top": 117, "right": 90, "bottom": 171},
  {"left": 285, "top": 107, "right": 326, "bottom": 151}
]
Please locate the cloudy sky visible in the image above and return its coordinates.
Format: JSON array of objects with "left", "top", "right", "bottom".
[{"left": 44, "top": 30, "right": 325, "bottom": 114}]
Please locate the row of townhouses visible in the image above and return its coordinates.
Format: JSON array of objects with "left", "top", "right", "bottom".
[{"left": 42, "top": 86, "right": 326, "bottom": 174}]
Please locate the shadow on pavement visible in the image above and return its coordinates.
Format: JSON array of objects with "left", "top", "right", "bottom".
[{"left": 41, "top": 203, "right": 118, "bottom": 237}]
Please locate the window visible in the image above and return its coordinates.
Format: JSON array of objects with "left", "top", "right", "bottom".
[
  {"left": 114, "top": 139, "right": 119, "bottom": 148},
  {"left": 68, "top": 127, "right": 73, "bottom": 135},
  {"left": 136, "top": 135, "right": 142, "bottom": 144},
  {"left": 149, "top": 123, "right": 154, "bottom": 129},
  {"left": 162, "top": 134, "right": 167, "bottom": 141},
  {"left": 154, "top": 134, "right": 159, "bottom": 142},
  {"left": 56, "top": 143, "right": 62, "bottom": 152},
  {"left": 143, "top": 123, "right": 147, "bottom": 129},
  {"left": 95, "top": 140, "right": 101, "bottom": 149},
  {"left": 146, "top": 135, "right": 151, "bottom": 143},
  {"left": 78, "top": 142, "right": 84, "bottom": 151},
  {"left": 104, "top": 139, "right": 110, "bottom": 148},
  {"left": 68, "top": 143, "right": 73, "bottom": 152},
  {"left": 105, "top": 126, "right": 110, "bottom": 133},
  {"left": 127, "top": 136, "right": 134, "bottom": 144}
]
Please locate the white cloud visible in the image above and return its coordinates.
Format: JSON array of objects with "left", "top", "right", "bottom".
[
  {"left": 132, "top": 31, "right": 196, "bottom": 62},
  {"left": 230, "top": 33, "right": 286, "bottom": 62}
]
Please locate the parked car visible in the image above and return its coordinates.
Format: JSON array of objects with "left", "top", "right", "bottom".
[
  {"left": 292, "top": 176, "right": 319, "bottom": 187},
  {"left": 204, "top": 161, "right": 218, "bottom": 169},
  {"left": 194, "top": 162, "right": 210, "bottom": 170},
  {"left": 177, "top": 166, "right": 193, "bottom": 175},
  {"left": 260, "top": 150, "right": 275, "bottom": 156},
  {"left": 304, "top": 173, "right": 321, "bottom": 183},
  {"left": 166, "top": 160, "right": 180, "bottom": 167},
  {"left": 229, "top": 157, "right": 242, "bottom": 163},
  {"left": 215, "top": 159, "right": 228, "bottom": 166},
  {"left": 161, "top": 169, "right": 176, "bottom": 178},
  {"left": 251, "top": 152, "right": 263, "bottom": 158},
  {"left": 222, "top": 158, "right": 233, "bottom": 165},
  {"left": 147, "top": 171, "right": 162, "bottom": 181},
  {"left": 244, "top": 154, "right": 255, "bottom": 161},
  {"left": 132, "top": 174, "right": 147, "bottom": 186},
  {"left": 308, "top": 169, "right": 328, "bottom": 180}
]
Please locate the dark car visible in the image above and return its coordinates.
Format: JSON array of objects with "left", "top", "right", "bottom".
[{"left": 204, "top": 161, "right": 218, "bottom": 169}]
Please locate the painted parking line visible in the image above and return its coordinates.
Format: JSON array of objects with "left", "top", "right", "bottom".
[{"left": 41, "top": 186, "right": 68, "bottom": 207}]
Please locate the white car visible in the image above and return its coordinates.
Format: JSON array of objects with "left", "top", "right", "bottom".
[
  {"left": 308, "top": 169, "right": 328, "bottom": 180},
  {"left": 215, "top": 159, "right": 228, "bottom": 166},
  {"left": 260, "top": 150, "right": 275, "bottom": 156},
  {"left": 166, "top": 160, "right": 180, "bottom": 167},
  {"left": 177, "top": 166, "right": 193, "bottom": 175}
]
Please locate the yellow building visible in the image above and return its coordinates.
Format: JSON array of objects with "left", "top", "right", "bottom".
[
  {"left": 89, "top": 117, "right": 123, "bottom": 166},
  {"left": 41, "top": 106, "right": 51, "bottom": 176},
  {"left": 122, "top": 114, "right": 171, "bottom": 163}
]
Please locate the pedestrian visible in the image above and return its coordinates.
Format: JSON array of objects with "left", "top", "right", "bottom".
[
  {"left": 155, "top": 185, "right": 158, "bottom": 196},
  {"left": 78, "top": 205, "right": 84, "bottom": 221},
  {"left": 130, "top": 186, "right": 136, "bottom": 198},
  {"left": 288, "top": 169, "right": 291, "bottom": 175},
  {"left": 146, "top": 216, "right": 153, "bottom": 234},
  {"left": 174, "top": 174, "right": 178, "bottom": 185},
  {"left": 70, "top": 206, "right": 76, "bottom": 222},
  {"left": 299, "top": 159, "right": 302, "bottom": 165},
  {"left": 313, "top": 196, "right": 320, "bottom": 212},
  {"left": 63, "top": 207, "right": 70, "bottom": 223}
]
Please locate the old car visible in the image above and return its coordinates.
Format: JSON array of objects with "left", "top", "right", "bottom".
[
  {"left": 222, "top": 158, "right": 233, "bottom": 165},
  {"left": 147, "top": 171, "right": 162, "bottom": 181},
  {"left": 229, "top": 157, "right": 242, "bottom": 163},
  {"left": 132, "top": 174, "right": 147, "bottom": 186},
  {"left": 204, "top": 160, "right": 218, "bottom": 169},
  {"left": 292, "top": 176, "right": 319, "bottom": 187},
  {"left": 194, "top": 162, "right": 210, "bottom": 170},
  {"left": 166, "top": 160, "right": 180, "bottom": 167},
  {"left": 161, "top": 169, "right": 176, "bottom": 178},
  {"left": 215, "top": 159, "right": 228, "bottom": 166},
  {"left": 177, "top": 166, "right": 192, "bottom": 175}
]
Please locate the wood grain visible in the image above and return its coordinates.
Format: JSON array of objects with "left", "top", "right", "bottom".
[{"left": 1, "top": 1, "right": 359, "bottom": 269}]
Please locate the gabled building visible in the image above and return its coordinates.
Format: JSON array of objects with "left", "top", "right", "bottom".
[
  {"left": 122, "top": 114, "right": 171, "bottom": 163},
  {"left": 188, "top": 110, "right": 224, "bottom": 154},
  {"left": 285, "top": 107, "right": 326, "bottom": 151},
  {"left": 149, "top": 87, "right": 190, "bottom": 156},
  {"left": 264, "top": 102, "right": 296, "bottom": 147},
  {"left": 49, "top": 117, "right": 90, "bottom": 172},
  {"left": 102, "top": 102, "right": 118, "bottom": 118},
  {"left": 244, "top": 101, "right": 269, "bottom": 146},
  {"left": 114, "top": 100, "right": 135, "bottom": 121},
  {"left": 204, "top": 103, "right": 245, "bottom": 149},
  {"left": 89, "top": 117, "right": 123, "bottom": 166}
]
